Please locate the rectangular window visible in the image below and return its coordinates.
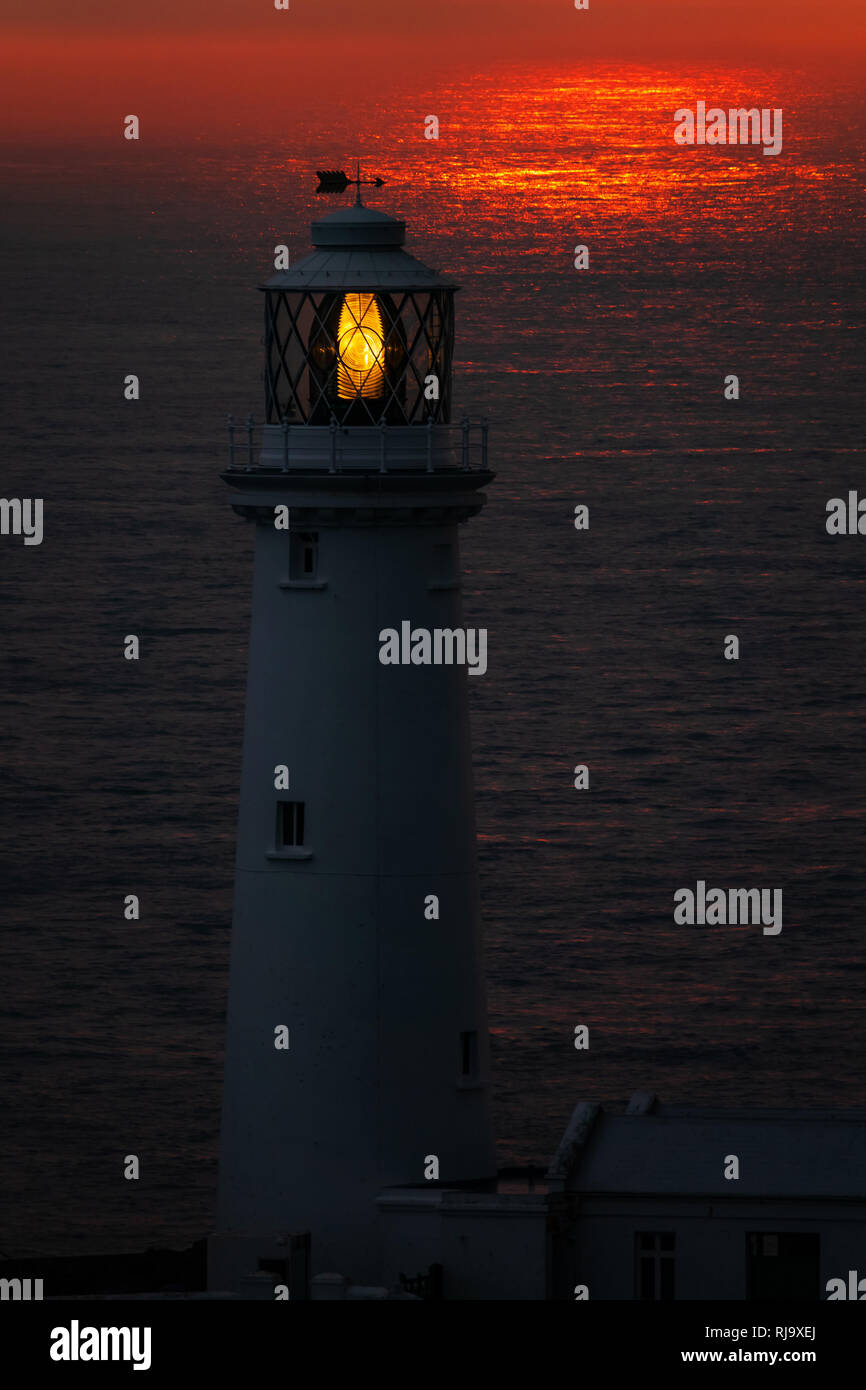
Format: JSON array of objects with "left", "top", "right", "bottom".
[
  {"left": 459, "top": 1030, "right": 479, "bottom": 1079},
  {"left": 290, "top": 531, "right": 318, "bottom": 580},
  {"left": 277, "top": 801, "right": 305, "bottom": 848},
  {"left": 635, "top": 1232, "right": 675, "bottom": 1301},
  {"left": 746, "top": 1232, "right": 819, "bottom": 1301}
]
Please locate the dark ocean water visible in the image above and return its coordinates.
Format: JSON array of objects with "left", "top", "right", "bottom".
[{"left": 1, "top": 63, "right": 864, "bottom": 1255}]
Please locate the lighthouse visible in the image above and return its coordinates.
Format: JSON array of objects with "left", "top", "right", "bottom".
[{"left": 210, "top": 182, "right": 497, "bottom": 1292}]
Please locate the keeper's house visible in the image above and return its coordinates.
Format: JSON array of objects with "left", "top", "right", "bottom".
[{"left": 546, "top": 1093, "right": 866, "bottom": 1301}]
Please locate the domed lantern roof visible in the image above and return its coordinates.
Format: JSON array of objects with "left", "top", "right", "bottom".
[
  {"left": 260, "top": 200, "right": 458, "bottom": 427},
  {"left": 261, "top": 205, "right": 460, "bottom": 293}
]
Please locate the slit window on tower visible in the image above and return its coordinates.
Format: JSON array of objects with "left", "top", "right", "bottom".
[
  {"left": 277, "top": 801, "right": 305, "bottom": 848},
  {"left": 290, "top": 532, "right": 318, "bottom": 580},
  {"left": 460, "top": 1030, "right": 479, "bottom": 1079}
]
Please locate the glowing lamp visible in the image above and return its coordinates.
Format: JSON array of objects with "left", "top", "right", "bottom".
[{"left": 336, "top": 294, "right": 385, "bottom": 400}]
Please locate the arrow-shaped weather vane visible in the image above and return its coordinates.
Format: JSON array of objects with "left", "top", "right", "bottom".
[{"left": 316, "top": 162, "right": 386, "bottom": 201}]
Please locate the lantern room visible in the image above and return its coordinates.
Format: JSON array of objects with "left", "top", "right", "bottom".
[{"left": 261, "top": 204, "right": 457, "bottom": 428}]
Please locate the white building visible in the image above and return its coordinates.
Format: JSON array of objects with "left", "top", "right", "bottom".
[
  {"left": 210, "top": 195, "right": 497, "bottom": 1294},
  {"left": 547, "top": 1093, "right": 866, "bottom": 1301}
]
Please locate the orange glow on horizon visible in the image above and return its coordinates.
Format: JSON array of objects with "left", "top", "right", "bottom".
[
  {"left": 1, "top": 38, "right": 860, "bottom": 293},
  {"left": 0, "top": 24, "right": 864, "bottom": 149}
]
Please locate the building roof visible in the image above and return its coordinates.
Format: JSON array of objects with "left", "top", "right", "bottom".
[
  {"left": 549, "top": 1094, "right": 866, "bottom": 1200},
  {"left": 261, "top": 204, "right": 459, "bottom": 293}
]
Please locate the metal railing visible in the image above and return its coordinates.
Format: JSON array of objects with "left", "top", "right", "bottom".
[{"left": 225, "top": 414, "right": 490, "bottom": 474}]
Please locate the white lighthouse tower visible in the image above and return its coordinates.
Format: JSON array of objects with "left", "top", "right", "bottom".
[{"left": 211, "top": 182, "right": 497, "bottom": 1293}]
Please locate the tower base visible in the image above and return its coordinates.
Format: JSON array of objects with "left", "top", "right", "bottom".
[{"left": 208, "top": 1183, "right": 548, "bottom": 1299}]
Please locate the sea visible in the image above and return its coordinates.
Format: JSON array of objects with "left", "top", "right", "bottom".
[{"left": 1, "top": 61, "right": 864, "bottom": 1255}]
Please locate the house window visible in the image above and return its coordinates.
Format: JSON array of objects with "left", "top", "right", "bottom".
[
  {"left": 290, "top": 531, "right": 318, "bottom": 580},
  {"left": 746, "top": 1233, "right": 819, "bottom": 1301},
  {"left": 635, "top": 1232, "right": 675, "bottom": 1301},
  {"left": 277, "top": 801, "right": 305, "bottom": 848},
  {"left": 459, "top": 1030, "right": 479, "bottom": 1079}
]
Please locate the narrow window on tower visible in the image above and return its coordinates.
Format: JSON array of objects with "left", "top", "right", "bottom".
[
  {"left": 289, "top": 531, "right": 318, "bottom": 581},
  {"left": 459, "top": 1030, "right": 479, "bottom": 1081},
  {"left": 281, "top": 531, "right": 326, "bottom": 594},
  {"left": 277, "top": 801, "right": 305, "bottom": 848}
]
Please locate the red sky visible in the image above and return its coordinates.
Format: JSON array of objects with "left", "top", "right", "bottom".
[
  {"left": 1, "top": 0, "right": 863, "bottom": 55},
  {"left": 1, "top": 0, "right": 863, "bottom": 146}
]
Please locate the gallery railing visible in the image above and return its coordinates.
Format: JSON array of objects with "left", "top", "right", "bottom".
[{"left": 224, "top": 415, "right": 490, "bottom": 475}]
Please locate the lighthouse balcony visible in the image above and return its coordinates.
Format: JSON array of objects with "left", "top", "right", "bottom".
[{"left": 224, "top": 417, "right": 489, "bottom": 475}]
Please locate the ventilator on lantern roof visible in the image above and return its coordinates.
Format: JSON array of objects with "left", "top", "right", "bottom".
[{"left": 261, "top": 190, "right": 458, "bottom": 428}]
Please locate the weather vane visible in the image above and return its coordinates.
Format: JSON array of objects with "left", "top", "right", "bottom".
[{"left": 316, "top": 161, "right": 386, "bottom": 203}]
